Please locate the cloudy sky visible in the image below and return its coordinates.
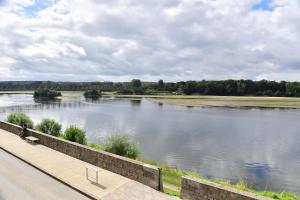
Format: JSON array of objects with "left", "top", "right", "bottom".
[{"left": 0, "top": 0, "right": 299, "bottom": 82}]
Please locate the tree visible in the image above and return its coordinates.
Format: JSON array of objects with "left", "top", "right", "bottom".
[
  {"left": 84, "top": 90, "right": 101, "bottom": 98},
  {"left": 131, "top": 79, "right": 142, "bottom": 88},
  {"left": 131, "top": 79, "right": 145, "bottom": 94},
  {"left": 158, "top": 80, "right": 165, "bottom": 91},
  {"left": 34, "top": 89, "right": 61, "bottom": 99},
  {"left": 183, "top": 81, "right": 198, "bottom": 95}
]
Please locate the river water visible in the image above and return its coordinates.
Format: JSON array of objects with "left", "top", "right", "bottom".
[{"left": 0, "top": 93, "right": 299, "bottom": 194}]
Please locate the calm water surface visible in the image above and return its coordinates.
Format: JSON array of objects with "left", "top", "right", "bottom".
[{"left": 0, "top": 93, "right": 299, "bottom": 194}]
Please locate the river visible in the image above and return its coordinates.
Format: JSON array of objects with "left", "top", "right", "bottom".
[{"left": 0, "top": 93, "right": 299, "bottom": 194}]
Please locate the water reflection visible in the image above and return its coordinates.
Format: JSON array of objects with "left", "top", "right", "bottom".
[
  {"left": 0, "top": 94, "right": 299, "bottom": 194},
  {"left": 130, "top": 99, "right": 141, "bottom": 107},
  {"left": 84, "top": 96, "right": 101, "bottom": 102},
  {"left": 158, "top": 102, "right": 163, "bottom": 107}
]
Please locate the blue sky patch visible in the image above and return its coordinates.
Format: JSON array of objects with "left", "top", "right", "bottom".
[
  {"left": 23, "top": 0, "right": 58, "bottom": 16},
  {"left": 252, "top": 0, "right": 274, "bottom": 11}
]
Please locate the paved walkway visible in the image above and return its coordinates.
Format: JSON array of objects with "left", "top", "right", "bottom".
[
  {"left": 0, "top": 129, "right": 179, "bottom": 200},
  {"left": 0, "top": 149, "right": 91, "bottom": 200}
]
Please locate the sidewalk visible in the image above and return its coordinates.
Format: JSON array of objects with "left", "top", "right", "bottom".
[{"left": 0, "top": 129, "right": 179, "bottom": 200}]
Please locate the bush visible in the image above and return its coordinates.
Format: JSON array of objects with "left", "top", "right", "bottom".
[
  {"left": 34, "top": 89, "right": 62, "bottom": 99},
  {"left": 84, "top": 90, "right": 101, "bottom": 98},
  {"left": 103, "top": 134, "right": 140, "bottom": 159},
  {"left": 36, "top": 118, "right": 62, "bottom": 137},
  {"left": 63, "top": 126, "right": 86, "bottom": 145},
  {"left": 7, "top": 113, "right": 34, "bottom": 129}
]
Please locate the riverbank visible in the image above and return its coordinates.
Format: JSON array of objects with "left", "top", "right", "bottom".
[
  {"left": 137, "top": 158, "right": 300, "bottom": 200},
  {"left": 88, "top": 141, "right": 300, "bottom": 199},
  {"left": 149, "top": 96, "right": 300, "bottom": 109},
  {"left": 102, "top": 93, "right": 300, "bottom": 109}
]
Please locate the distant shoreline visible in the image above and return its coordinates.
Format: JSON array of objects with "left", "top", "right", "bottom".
[
  {"left": 107, "top": 94, "right": 300, "bottom": 109},
  {"left": 2, "top": 91, "right": 300, "bottom": 109},
  {"left": 148, "top": 98, "right": 300, "bottom": 109}
]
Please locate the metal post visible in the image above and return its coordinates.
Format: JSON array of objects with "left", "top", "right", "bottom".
[
  {"left": 86, "top": 167, "right": 88, "bottom": 180},
  {"left": 96, "top": 170, "right": 98, "bottom": 184}
]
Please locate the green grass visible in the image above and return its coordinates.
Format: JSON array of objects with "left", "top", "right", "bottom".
[
  {"left": 138, "top": 158, "right": 300, "bottom": 200},
  {"left": 87, "top": 143, "right": 102, "bottom": 150},
  {"left": 257, "top": 191, "right": 300, "bottom": 200},
  {"left": 163, "top": 188, "right": 180, "bottom": 197}
]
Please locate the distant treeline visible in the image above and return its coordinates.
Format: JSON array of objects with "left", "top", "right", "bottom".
[{"left": 1, "top": 80, "right": 300, "bottom": 97}]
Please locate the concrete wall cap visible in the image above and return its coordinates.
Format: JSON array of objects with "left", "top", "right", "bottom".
[{"left": 182, "top": 176, "right": 274, "bottom": 200}]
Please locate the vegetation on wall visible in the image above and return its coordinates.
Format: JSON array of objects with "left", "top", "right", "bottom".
[
  {"left": 36, "top": 118, "right": 62, "bottom": 137},
  {"left": 7, "top": 113, "right": 34, "bottom": 129},
  {"left": 63, "top": 125, "right": 87, "bottom": 145},
  {"left": 102, "top": 134, "right": 140, "bottom": 159}
]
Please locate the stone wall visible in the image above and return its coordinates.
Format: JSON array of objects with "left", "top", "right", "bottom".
[
  {"left": 181, "top": 176, "right": 273, "bottom": 200},
  {"left": 0, "top": 121, "right": 162, "bottom": 191}
]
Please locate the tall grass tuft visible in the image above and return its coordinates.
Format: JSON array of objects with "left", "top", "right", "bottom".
[
  {"left": 7, "top": 113, "right": 34, "bottom": 129},
  {"left": 103, "top": 134, "right": 140, "bottom": 159},
  {"left": 63, "top": 125, "right": 87, "bottom": 145},
  {"left": 36, "top": 118, "right": 62, "bottom": 137}
]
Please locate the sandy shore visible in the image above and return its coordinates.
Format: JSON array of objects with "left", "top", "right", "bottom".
[{"left": 147, "top": 96, "right": 300, "bottom": 109}]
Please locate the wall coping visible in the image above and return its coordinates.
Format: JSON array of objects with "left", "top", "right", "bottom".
[{"left": 182, "top": 176, "right": 274, "bottom": 200}]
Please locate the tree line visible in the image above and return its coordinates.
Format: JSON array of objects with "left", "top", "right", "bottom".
[{"left": 1, "top": 80, "right": 300, "bottom": 97}]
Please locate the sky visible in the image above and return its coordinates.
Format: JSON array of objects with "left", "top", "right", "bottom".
[{"left": 0, "top": 0, "right": 300, "bottom": 82}]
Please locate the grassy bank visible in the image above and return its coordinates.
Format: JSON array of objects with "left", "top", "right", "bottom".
[
  {"left": 138, "top": 158, "right": 300, "bottom": 200},
  {"left": 102, "top": 92, "right": 300, "bottom": 109}
]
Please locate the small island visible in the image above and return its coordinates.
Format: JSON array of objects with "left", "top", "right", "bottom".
[
  {"left": 33, "top": 89, "right": 62, "bottom": 99},
  {"left": 84, "top": 90, "right": 102, "bottom": 99}
]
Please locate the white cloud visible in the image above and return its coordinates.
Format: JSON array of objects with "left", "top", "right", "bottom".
[
  {"left": 0, "top": 0, "right": 299, "bottom": 81},
  {"left": 19, "top": 40, "right": 86, "bottom": 58}
]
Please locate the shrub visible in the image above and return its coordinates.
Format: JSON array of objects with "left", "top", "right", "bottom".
[
  {"left": 103, "top": 134, "right": 140, "bottom": 159},
  {"left": 7, "top": 113, "right": 34, "bottom": 129},
  {"left": 36, "top": 118, "right": 62, "bottom": 137},
  {"left": 84, "top": 90, "right": 101, "bottom": 98},
  {"left": 63, "top": 126, "right": 86, "bottom": 145},
  {"left": 34, "top": 89, "right": 62, "bottom": 99}
]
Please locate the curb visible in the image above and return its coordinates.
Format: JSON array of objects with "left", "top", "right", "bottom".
[{"left": 0, "top": 146, "right": 98, "bottom": 200}]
